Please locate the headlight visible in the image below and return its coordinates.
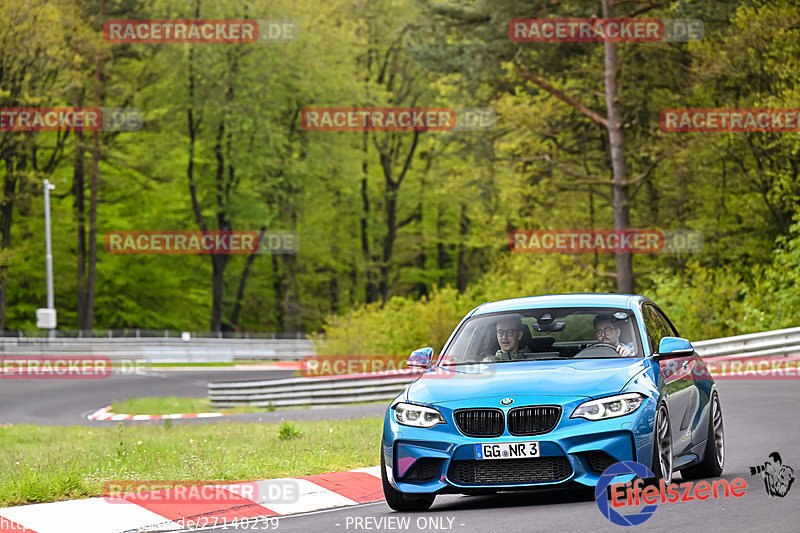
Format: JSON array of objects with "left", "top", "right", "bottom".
[
  {"left": 571, "top": 393, "right": 645, "bottom": 421},
  {"left": 394, "top": 402, "right": 446, "bottom": 428}
]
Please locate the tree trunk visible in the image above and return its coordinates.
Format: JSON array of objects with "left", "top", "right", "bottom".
[
  {"left": 359, "top": 46, "right": 378, "bottom": 304},
  {"left": 456, "top": 204, "right": 469, "bottom": 293},
  {"left": 602, "top": 0, "right": 634, "bottom": 293},
  {"left": 376, "top": 130, "right": 420, "bottom": 303},
  {"left": 436, "top": 208, "right": 448, "bottom": 286},
  {"left": 361, "top": 132, "right": 378, "bottom": 303},
  {"left": 73, "top": 0, "right": 88, "bottom": 331},
  {"left": 210, "top": 256, "right": 225, "bottom": 332},
  {"left": 280, "top": 253, "right": 302, "bottom": 332},
  {"left": 230, "top": 227, "right": 266, "bottom": 328},
  {"left": 329, "top": 272, "right": 339, "bottom": 314},
  {"left": 209, "top": 120, "right": 230, "bottom": 332},
  {"left": 0, "top": 158, "right": 18, "bottom": 331},
  {"left": 271, "top": 254, "right": 284, "bottom": 329},
  {"left": 87, "top": 1, "right": 104, "bottom": 329},
  {"left": 512, "top": 1, "right": 638, "bottom": 293},
  {"left": 73, "top": 103, "right": 88, "bottom": 330},
  {"left": 379, "top": 177, "right": 398, "bottom": 302}
]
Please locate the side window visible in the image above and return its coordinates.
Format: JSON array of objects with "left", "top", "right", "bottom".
[
  {"left": 642, "top": 305, "right": 669, "bottom": 354},
  {"left": 653, "top": 306, "right": 679, "bottom": 337}
]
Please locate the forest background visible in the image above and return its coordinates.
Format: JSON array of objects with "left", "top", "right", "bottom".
[{"left": 1, "top": 0, "right": 798, "bottom": 356}]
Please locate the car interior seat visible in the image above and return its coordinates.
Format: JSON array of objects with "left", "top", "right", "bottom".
[
  {"left": 616, "top": 320, "right": 632, "bottom": 343},
  {"left": 521, "top": 327, "right": 559, "bottom": 357}
]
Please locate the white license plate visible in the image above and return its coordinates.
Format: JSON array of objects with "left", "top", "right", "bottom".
[{"left": 474, "top": 441, "right": 540, "bottom": 460}]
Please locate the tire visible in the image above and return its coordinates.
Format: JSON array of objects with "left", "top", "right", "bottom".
[
  {"left": 381, "top": 443, "right": 435, "bottom": 512},
  {"left": 680, "top": 391, "right": 724, "bottom": 480},
  {"left": 650, "top": 402, "right": 673, "bottom": 485}
]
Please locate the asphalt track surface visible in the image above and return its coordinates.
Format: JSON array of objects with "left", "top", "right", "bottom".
[
  {"left": 198, "top": 379, "right": 799, "bottom": 533},
  {"left": 0, "top": 367, "right": 384, "bottom": 426},
  {"left": 4, "top": 369, "right": 799, "bottom": 531}
]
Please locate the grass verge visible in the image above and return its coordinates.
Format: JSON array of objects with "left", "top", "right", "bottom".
[
  {"left": 110, "top": 397, "right": 389, "bottom": 415},
  {"left": 110, "top": 397, "right": 270, "bottom": 415},
  {"left": 0, "top": 417, "right": 383, "bottom": 507},
  {"left": 111, "top": 361, "right": 293, "bottom": 368}
]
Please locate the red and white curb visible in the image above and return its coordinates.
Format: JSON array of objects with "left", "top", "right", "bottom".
[
  {"left": 88, "top": 406, "right": 227, "bottom": 421},
  {"left": 0, "top": 466, "right": 383, "bottom": 533}
]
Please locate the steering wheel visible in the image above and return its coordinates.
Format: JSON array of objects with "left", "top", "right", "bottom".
[
  {"left": 576, "top": 342, "right": 620, "bottom": 358},
  {"left": 591, "top": 342, "right": 618, "bottom": 350}
]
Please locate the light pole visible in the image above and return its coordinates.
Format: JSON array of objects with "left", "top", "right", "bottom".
[
  {"left": 44, "top": 179, "right": 55, "bottom": 309},
  {"left": 36, "top": 179, "right": 57, "bottom": 337}
]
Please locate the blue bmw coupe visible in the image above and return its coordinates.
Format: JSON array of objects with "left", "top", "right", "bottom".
[{"left": 381, "top": 294, "right": 725, "bottom": 511}]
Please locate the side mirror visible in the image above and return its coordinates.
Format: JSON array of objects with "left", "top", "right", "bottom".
[
  {"left": 407, "top": 347, "right": 434, "bottom": 368},
  {"left": 656, "top": 336, "right": 694, "bottom": 356}
]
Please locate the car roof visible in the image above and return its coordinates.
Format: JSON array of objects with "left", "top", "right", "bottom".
[{"left": 469, "top": 293, "right": 651, "bottom": 317}]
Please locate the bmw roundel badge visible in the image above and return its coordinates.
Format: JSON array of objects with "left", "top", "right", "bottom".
[{"left": 501, "top": 398, "right": 514, "bottom": 405}]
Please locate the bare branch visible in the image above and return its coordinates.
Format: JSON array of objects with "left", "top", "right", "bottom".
[
  {"left": 541, "top": 153, "right": 610, "bottom": 184},
  {"left": 396, "top": 130, "right": 421, "bottom": 187},
  {"left": 513, "top": 48, "right": 609, "bottom": 129},
  {"left": 621, "top": 156, "right": 663, "bottom": 186},
  {"left": 626, "top": 1, "right": 670, "bottom": 18},
  {"left": 397, "top": 208, "right": 420, "bottom": 229}
]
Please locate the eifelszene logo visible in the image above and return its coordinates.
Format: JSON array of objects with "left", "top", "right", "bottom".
[
  {"left": 749, "top": 452, "right": 795, "bottom": 497},
  {"left": 595, "top": 461, "right": 658, "bottom": 526},
  {"left": 595, "top": 461, "right": 748, "bottom": 526}
]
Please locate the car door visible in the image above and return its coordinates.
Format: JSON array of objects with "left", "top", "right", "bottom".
[
  {"left": 652, "top": 305, "right": 705, "bottom": 450},
  {"left": 642, "top": 304, "right": 696, "bottom": 456}
]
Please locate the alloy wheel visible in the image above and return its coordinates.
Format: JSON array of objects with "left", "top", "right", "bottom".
[
  {"left": 712, "top": 394, "right": 725, "bottom": 469},
  {"left": 657, "top": 404, "right": 673, "bottom": 484}
]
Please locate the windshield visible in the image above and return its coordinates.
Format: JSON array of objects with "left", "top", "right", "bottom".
[{"left": 440, "top": 307, "right": 642, "bottom": 364}]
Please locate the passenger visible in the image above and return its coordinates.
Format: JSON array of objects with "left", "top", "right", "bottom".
[
  {"left": 483, "top": 315, "right": 527, "bottom": 362},
  {"left": 593, "top": 314, "right": 635, "bottom": 356}
]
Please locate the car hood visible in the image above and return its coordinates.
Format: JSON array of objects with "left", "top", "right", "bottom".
[{"left": 406, "top": 358, "right": 649, "bottom": 405}]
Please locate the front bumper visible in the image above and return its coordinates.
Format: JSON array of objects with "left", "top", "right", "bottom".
[{"left": 382, "top": 396, "right": 656, "bottom": 494}]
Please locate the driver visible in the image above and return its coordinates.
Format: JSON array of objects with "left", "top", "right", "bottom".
[
  {"left": 483, "top": 315, "right": 527, "bottom": 362},
  {"left": 593, "top": 314, "right": 635, "bottom": 356}
]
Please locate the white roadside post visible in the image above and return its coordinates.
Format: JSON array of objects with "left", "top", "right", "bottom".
[{"left": 36, "top": 179, "right": 57, "bottom": 338}]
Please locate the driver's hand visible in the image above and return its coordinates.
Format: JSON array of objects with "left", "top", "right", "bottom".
[{"left": 616, "top": 344, "right": 632, "bottom": 357}]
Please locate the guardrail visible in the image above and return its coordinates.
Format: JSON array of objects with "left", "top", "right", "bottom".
[
  {"left": 0, "top": 329, "right": 307, "bottom": 339},
  {"left": 209, "top": 326, "right": 800, "bottom": 408},
  {"left": 0, "top": 337, "right": 315, "bottom": 362},
  {"left": 691, "top": 326, "right": 800, "bottom": 360},
  {"left": 209, "top": 372, "right": 421, "bottom": 408}
]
